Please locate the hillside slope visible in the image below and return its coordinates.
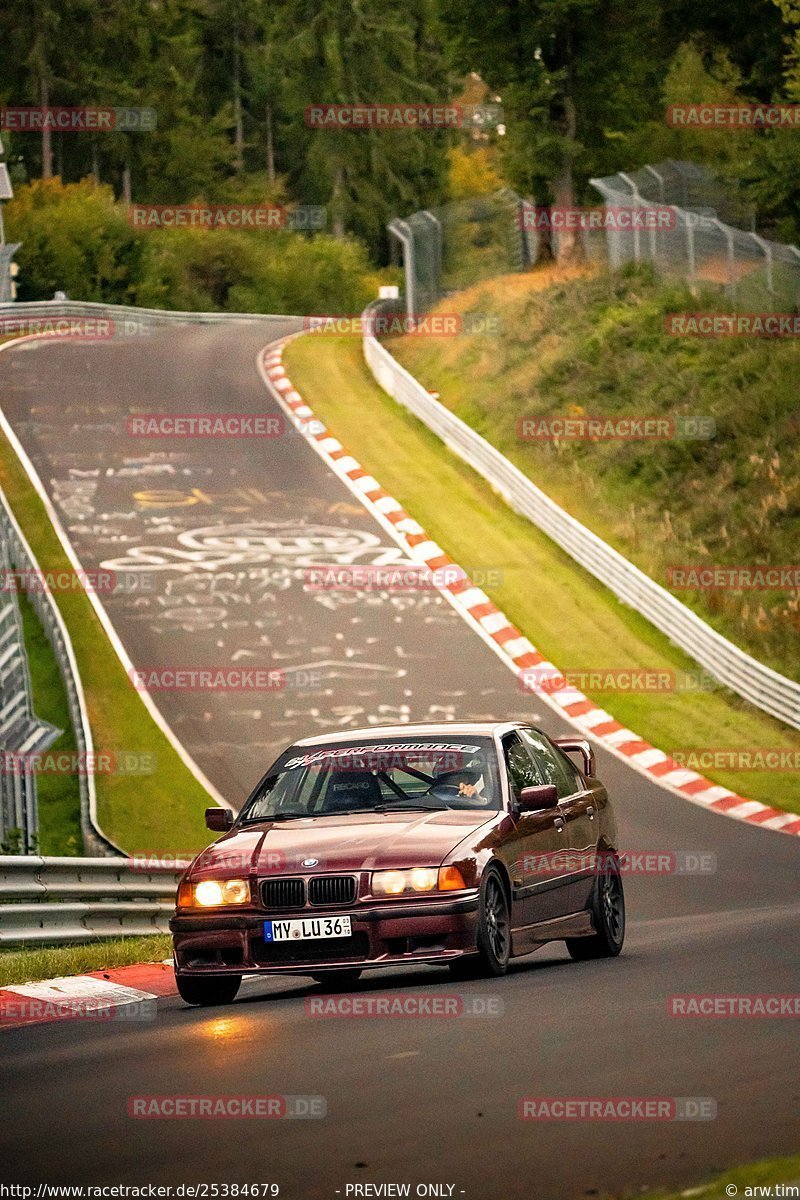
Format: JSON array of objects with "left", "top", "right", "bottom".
[{"left": 390, "top": 266, "right": 800, "bottom": 681}]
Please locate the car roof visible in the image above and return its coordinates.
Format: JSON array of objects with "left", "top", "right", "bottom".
[{"left": 292, "top": 721, "right": 527, "bottom": 748}]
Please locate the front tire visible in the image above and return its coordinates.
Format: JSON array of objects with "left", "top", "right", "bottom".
[
  {"left": 311, "top": 969, "right": 363, "bottom": 990},
  {"left": 566, "top": 855, "right": 625, "bottom": 960},
  {"left": 450, "top": 868, "right": 511, "bottom": 978},
  {"left": 176, "top": 973, "right": 241, "bottom": 1006}
]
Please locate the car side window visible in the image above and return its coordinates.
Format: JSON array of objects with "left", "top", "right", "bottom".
[
  {"left": 553, "top": 747, "right": 585, "bottom": 795},
  {"left": 519, "top": 728, "right": 582, "bottom": 799},
  {"left": 502, "top": 733, "right": 544, "bottom": 802}
]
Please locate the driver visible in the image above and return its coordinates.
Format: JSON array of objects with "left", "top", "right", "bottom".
[{"left": 431, "top": 767, "right": 491, "bottom": 808}]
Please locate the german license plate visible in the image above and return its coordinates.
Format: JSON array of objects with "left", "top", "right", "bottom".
[{"left": 264, "top": 916, "right": 352, "bottom": 942}]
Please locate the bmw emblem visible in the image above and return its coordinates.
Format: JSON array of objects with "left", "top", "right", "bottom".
[{"left": 302, "top": 858, "right": 319, "bottom": 867}]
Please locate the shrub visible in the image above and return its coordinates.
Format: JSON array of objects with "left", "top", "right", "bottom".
[{"left": 5, "top": 178, "right": 142, "bottom": 303}]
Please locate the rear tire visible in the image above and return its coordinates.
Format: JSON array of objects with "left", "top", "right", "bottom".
[
  {"left": 566, "top": 855, "right": 625, "bottom": 960},
  {"left": 311, "top": 969, "right": 363, "bottom": 990},
  {"left": 176, "top": 973, "right": 241, "bottom": 1006}
]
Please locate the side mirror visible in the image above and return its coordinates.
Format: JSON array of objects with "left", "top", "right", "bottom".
[
  {"left": 553, "top": 737, "right": 595, "bottom": 777},
  {"left": 518, "top": 784, "right": 559, "bottom": 813},
  {"left": 205, "top": 807, "right": 233, "bottom": 832}
]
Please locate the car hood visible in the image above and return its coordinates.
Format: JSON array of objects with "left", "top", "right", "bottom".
[{"left": 189, "top": 810, "right": 497, "bottom": 877}]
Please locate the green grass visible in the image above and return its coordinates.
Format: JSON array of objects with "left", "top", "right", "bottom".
[
  {"left": 646, "top": 1154, "right": 800, "bottom": 1200},
  {"left": 0, "top": 431, "right": 215, "bottom": 855},
  {"left": 284, "top": 334, "right": 800, "bottom": 815},
  {"left": 390, "top": 265, "right": 800, "bottom": 683},
  {"left": 0, "top": 935, "right": 172, "bottom": 987},
  {"left": 16, "top": 590, "right": 82, "bottom": 855}
]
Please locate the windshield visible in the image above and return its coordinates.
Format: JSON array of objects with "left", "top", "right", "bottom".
[{"left": 239, "top": 737, "right": 501, "bottom": 822}]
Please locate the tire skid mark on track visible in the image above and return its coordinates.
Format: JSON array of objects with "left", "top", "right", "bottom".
[{"left": 259, "top": 340, "right": 800, "bottom": 840}]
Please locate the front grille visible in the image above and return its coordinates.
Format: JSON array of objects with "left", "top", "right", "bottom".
[
  {"left": 308, "top": 875, "right": 357, "bottom": 906},
  {"left": 251, "top": 933, "right": 370, "bottom": 965},
  {"left": 261, "top": 878, "right": 305, "bottom": 909}
]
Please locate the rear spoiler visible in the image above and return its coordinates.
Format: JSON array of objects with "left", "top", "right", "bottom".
[{"left": 553, "top": 737, "right": 595, "bottom": 778}]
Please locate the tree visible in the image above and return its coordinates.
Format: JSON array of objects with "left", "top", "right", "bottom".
[
  {"left": 437, "top": 0, "right": 789, "bottom": 235},
  {"left": 273, "top": 0, "right": 450, "bottom": 251},
  {"left": 438, "top": 0, "right": 665, "bottom": 250}
]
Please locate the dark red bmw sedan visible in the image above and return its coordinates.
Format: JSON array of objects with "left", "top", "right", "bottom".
[{"left": 171, "top": 722, "right": 624, "bottom": 1005}]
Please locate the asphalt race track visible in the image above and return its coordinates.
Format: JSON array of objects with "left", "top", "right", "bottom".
[{"left": 1, "top": 324, "right": 798, "bottom": 1198}]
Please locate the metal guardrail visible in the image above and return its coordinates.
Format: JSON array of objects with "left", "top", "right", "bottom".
[
  {"left": 0, "top": 856, "right": 184, "bottom": 944},
  {"left": 361, "top": 303, "right": 800, "bottom": 730},
  {"left": 0, "top": 299, "right": 298, "bottom": 327},
  {"left": 0, "top": 492, "right": 124, "bottom": 856},
  {"left": 0, "top": 519, "right": 60, "bottom": 852}
]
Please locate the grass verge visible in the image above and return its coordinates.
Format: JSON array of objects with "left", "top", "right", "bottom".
[
  {"left": 284, "top": 334, "right": 800, "bottom": 814},
  {"left": 0, "top": 935, "right": 172, "bottom": 988},
  {"left": 391, "top": 265, "right": 800, "bottom": 682},
  {"left": 0, "top": 426, "right": 215, "bottom": 854},
  {"left": 647, "top": 1154, "right": 800, "bottom": 1200},
  {"left": 16, "top": 590, "right": 82, "bottom": 855}
]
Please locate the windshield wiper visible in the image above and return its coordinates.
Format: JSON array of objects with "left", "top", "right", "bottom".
[
  {"left": 371, "top": 803, "right": 446, "bottom": 813},
  {"left": 240, "top": 812, "right": 307, "bottom": 824}
]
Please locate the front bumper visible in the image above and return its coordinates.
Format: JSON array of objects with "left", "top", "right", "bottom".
[{"left": 171, "top": 892, "right": 480, "bottom": 975}]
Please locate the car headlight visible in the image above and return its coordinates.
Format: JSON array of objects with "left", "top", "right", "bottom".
[
  {"left": 371, "top": 866, "right": 466, "bottom": 896},
  {"left": 178, "top": 878, "right": 251, "bottom": 908}
]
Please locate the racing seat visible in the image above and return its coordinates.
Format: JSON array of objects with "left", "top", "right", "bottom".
[{"left": 321, "top": 770, "right": 383, "bottom": 813}]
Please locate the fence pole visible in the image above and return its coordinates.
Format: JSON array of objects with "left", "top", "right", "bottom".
[
  {"left": 788, "top": 245, "right": 800, "bottom": 307},
  {"left": 643, "top": 164, "right": 665, "bottom": 204},
  {"left": 749, "top": 233, "right": 773, "bottom": 295},
  {"left": 685, "top": 215, "right": 696, "bottom": 286},
  {"left": 619, "top": 174, "right": 642, "bottom": 264},
  {"left": 420, "top": 211, "right": 442, "bottom": 305},
  {"left": 712, "top": 219, "right": 737, "bottom": 302},
  {"left": 388, "top": 219, "right": 416, "bottom": 318}
]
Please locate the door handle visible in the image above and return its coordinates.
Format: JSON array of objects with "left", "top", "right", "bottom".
[
  {"left": 587, "top": 805, "right": 595, "bottom": 819},
  {"left": 554, "top": 817, "right": 565, "bottom": 832}
]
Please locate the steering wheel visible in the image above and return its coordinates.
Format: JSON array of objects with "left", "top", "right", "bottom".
[
  {"left": 426, "top": 782, "right": 489, "bottom": 809},
  {"left": 426, "top": 783, "right": 462, "bottom": 801}
]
